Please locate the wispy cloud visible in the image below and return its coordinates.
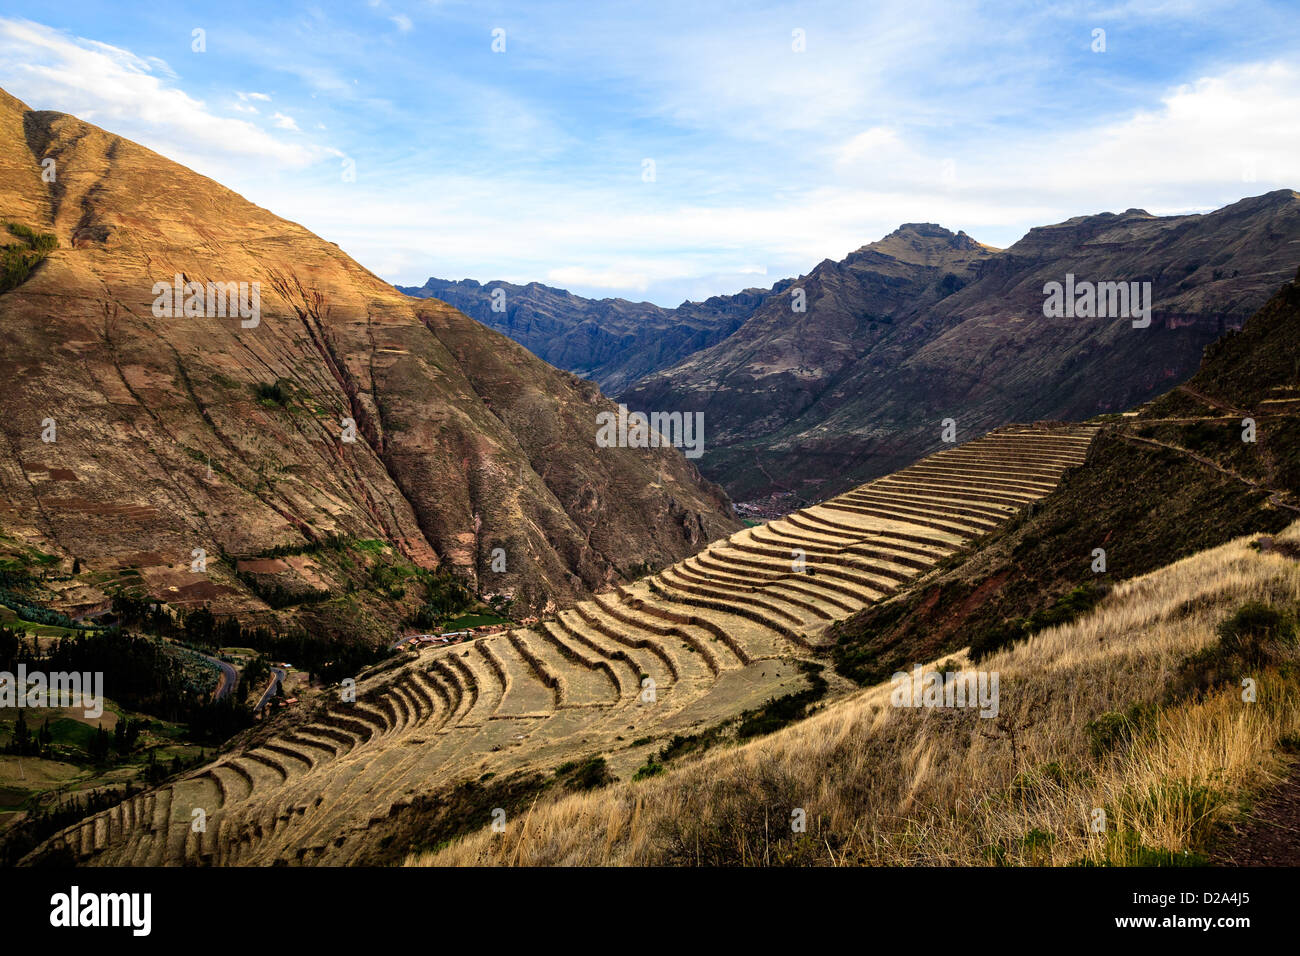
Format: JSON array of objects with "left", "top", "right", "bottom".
[
  {"left": 0, "top": 3, "right": 1297, "bottom": 305},
  {"left": 0, "top": 18, "right": 324, "bottom": 173}
]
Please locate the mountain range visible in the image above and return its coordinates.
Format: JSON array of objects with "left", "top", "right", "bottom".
[
  {"left": 411, "top": 194, "right": 1300, "bottom": 504},
  {"left": 397, "top": 276, "right": 770, "bottom": 395},
  {"left": 5, "top": 79, "right": 1300, "bottom": 875}
]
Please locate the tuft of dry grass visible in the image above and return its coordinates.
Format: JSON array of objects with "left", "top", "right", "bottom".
[{"left": 408, "top": 522, "right": 1300, "bottom": 866}]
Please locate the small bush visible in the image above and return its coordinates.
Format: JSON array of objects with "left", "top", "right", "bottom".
[
  {"left": 558, "top": 756, "right": 613, "bottom": 791},
  {"left": 1169, "top": 602, "right": 1298, "bottom": 700},
  {"left": 255, "top": 381, "right": 292, "bottom": 406},
  {"left": 632, "top": 759, "right": 664, "bottom": 781},
  {"left": 1214, "top": 601, "right": 1296, "bottom": 664},
  {"left": 1085, "top": 703, "right": 1158, "bottom": 758}
]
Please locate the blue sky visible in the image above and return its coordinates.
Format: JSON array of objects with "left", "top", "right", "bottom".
[{"left": 2, "top": 1, "right": 1299, "bottom": 305}]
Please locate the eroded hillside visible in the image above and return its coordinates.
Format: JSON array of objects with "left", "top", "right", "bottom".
[{"left": 0, "top": 88, "right": 738, "bottom": 634}]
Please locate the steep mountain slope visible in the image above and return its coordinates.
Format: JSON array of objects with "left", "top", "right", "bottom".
[
  {"left": 393, "top": 271, "right": 1300, "bottom": 868},
  {"left": 831, "top": 265, "right": 1300, "bottom": 684},
  {"left": 625, "top": 194, "right": 1300, "bottom": 501},
  {"left": 398, "top": 277, "right": 771, "bottom": 395},
  {"left": 0, "top": 88, "right": 738, "bottom": 633}
]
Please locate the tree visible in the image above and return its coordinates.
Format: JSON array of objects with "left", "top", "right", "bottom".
[
  {"left": 9, "top": 709, "right": 32, "bottom": 755},
  {"left": 89, "top": 726, "right": 111, "bottom": 763}
]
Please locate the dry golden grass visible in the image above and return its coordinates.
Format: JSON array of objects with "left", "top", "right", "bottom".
[{"left": 408, "top": 521, "right": 1300, "bottom": 866}]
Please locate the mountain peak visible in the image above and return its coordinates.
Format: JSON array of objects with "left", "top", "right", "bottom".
[
  {"left": 854, "top": 222, "right": 999, "bottom": 263},
  {"left": 891, "top": 222, "right": 955, "bottom": 237},
  {"left": 1220, "top": 188, "right": 1300, "bottom": 214}
]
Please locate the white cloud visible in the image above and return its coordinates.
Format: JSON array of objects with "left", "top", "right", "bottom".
[
  {"left": 0, "top": 13, "right": 1296, "bottom": 307},
  {"left": 827, "top": 60, "right": 1300, "bottom": 220},
  {"left": 312, "top": 61, "right": 1300, "bottom": 300},
  {"left": 391, "top": 14, "right": 413, "bottom": 33},
  {"left": 0, "top": 18, "right": 323, "bottom": 173},
  {"left": 834, "top": 127, "right": 904, "bottom": 169}
]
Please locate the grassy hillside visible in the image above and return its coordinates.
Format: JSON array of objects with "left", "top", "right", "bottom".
[{"left": 408, "top": 523, "right": 1300, "bottom": 866}]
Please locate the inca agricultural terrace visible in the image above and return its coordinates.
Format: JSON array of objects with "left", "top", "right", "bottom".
[{"left": 29, "top": 424, "right": 1097, "bottom": 866}]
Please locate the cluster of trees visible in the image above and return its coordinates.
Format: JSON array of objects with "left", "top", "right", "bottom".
[
  {"left": 0, "top": 586, "right": 88, "bottom": 630},
  {"left": 0, "top": 624, "right": 253, "bottom": 745},
  {"left": 1, "top": 589, "right": 394, "bottom": 765},
  {"left": 112, "top": 594, "right": 390, "bottom": 685},
  {"left": 140, "top": 748, "right": 206, "bottom": 786},
  {"left": 3, "top": 702, "right": 150, "bottom": 765},
  {"left": 0, "top": 222, "right": 58, "bottom": 294},
  {"left": 231, "top": 572, "right": 330, "bottom": 609},
  {"left": 2, "top": 711, "right": 52, "bottom": 757},
  {"left": 0, "top": 782, "right": 139, "bottom": 865},
  {"left": 409, "top": 570, "right": 474, "bottom": 630}
]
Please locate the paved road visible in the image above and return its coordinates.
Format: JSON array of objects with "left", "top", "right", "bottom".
[
  {"left": 255, "top": 667, "right": 287, "bottom": 714},
  {"left": 199, "top": 653, "right": 239, "bottom": 702}
]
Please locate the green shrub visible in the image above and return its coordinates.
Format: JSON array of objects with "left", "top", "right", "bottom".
[
  {"left": 255, "top": 380, "right": 292, "bottom": 406},
  {"left": 1169, "top": 602, "right": 1298, "bottom": 700},
  {"left": 1214, "top": 601, "right": 1296, "bottom": 664},
  {"left": 633, "top": 759, "right": 664, "bottom": 781},
  {"left": 1085, "top": 703, "right": 1158, "bottom": 758},
  {"left": 559, "top": 756, "right": 613, "bottom": 791},
  {"left": 1, "top": 223, "right": 57, "bottom": 294}
]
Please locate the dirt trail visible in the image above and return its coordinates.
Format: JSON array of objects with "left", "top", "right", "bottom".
[
  {"left": 1213, "top": 760, "right": 1300, "bottom": 866},
  {"left": 1174, "top": 383, "right": 1248, "bottom": 418},
  {"left": 1119, "top": 431, "right": 1300, "bottom": 515}
]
